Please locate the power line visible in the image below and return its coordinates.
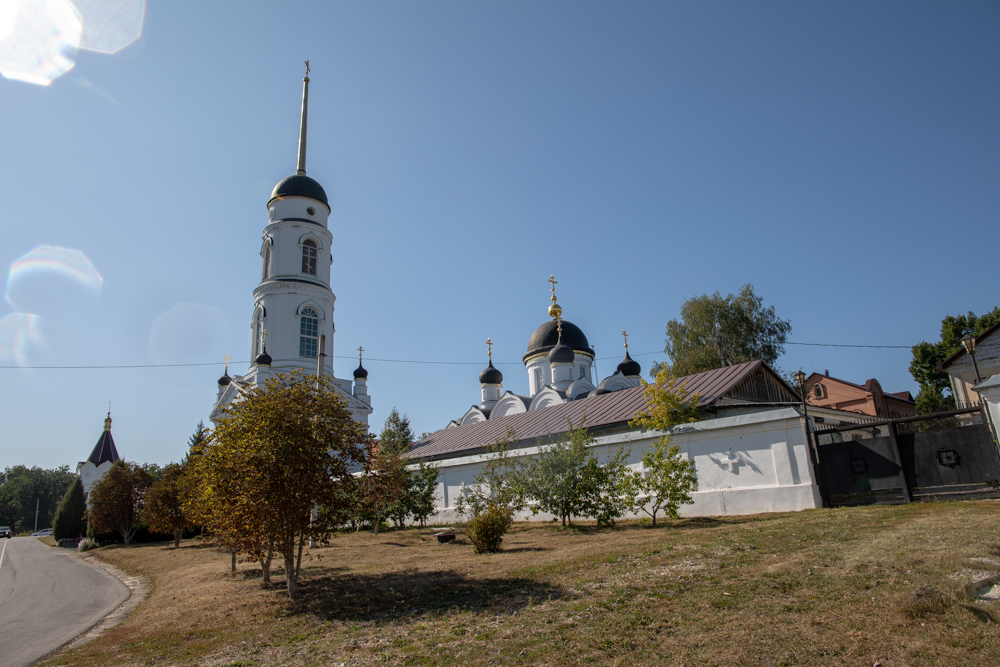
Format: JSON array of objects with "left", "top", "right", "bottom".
[{"left": 0, "top": 340, "right": 912, "bottom": 370}]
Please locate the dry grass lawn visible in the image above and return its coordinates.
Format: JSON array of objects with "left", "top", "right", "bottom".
[{"left": 43, "top": 501, "right": 1000, "bottom": 666}]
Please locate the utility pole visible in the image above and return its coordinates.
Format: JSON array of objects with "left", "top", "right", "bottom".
[{"left": 34, "top": 498, "right": 39, "bottom": 533}]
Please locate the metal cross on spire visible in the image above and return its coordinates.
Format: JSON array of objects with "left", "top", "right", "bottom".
[
  {"left": 622, "top": 330, "right": 629, "bottom": 351},
  {"left": 357, "top": 345, "right": 364, "bottom": 363},
  {"left": 261, "top": 328, "right": 268, "bottom": 348},
  {"left": 547, "top": 274, "right": 558, "bottom": 304},
  {"left": 485, "top": 338, "right": 493, "bottom": 361},
  {"left": 304, "top": 59, "right": 310, "bottom": 78},
  {"left": 224, "top": 354, "right": 230, "bottom": 372},
  {"left": 296, "top": 61, "right": 310, "bottom": 175}
]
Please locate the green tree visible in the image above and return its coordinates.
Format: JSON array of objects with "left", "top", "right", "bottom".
[
  {"left": 355, "top": 441, "right": 408, "bottom": 536},
  {"left": 0, "top": 465, "right": 76, "bottom": 533},
  {"left": 910, "top": 308, "right": 1000, "bottom": 414},
  {"left": 52, "top": 477, "right": 87, "bottom": 539},
  {"left": 518, "top": 417, "right": 631, "bottom": 527},
  {"left": 379, "top": 408, "right": 415, "bottom": 458},
  {"left": 404, "top": 461, "right": 440, "bottom": 528},
  {"left": 142, "top": 463, "right": 191, "bottom": 547},
  {"left": 183, "top": 420, "right": 210, "bottom": 465},
  {"left": 203, "top": 371, "right": 370, "bottom": 598},
  {"left": 624, "top": 368, "right": 702, "bottom": 526},
  {"left": 453, "top": 430, "right": 524, "bottom": 552},
  {"left": 653, "top": 284, "right": 791, "bottom": 378},
  {"left": 87, "top": 461, "right": 155, "bottom": 545}
]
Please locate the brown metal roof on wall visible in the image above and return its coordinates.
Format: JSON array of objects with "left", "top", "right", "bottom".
[{"left": 407, "top": 360, "right": 780, "bottom": 461}]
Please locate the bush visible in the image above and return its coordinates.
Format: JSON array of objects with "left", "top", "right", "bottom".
[
  {"left": 463, "top": 503, "right": 513, "bottom": 554},
  {"left": 77, "top": 538, "right": 97, "bottom": 552}
]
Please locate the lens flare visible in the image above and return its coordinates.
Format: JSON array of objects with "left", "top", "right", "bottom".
[
  {"left": 0, "top": 0, "right": 82, "bottom": 86},
  {"left": 0, "top": 312, "right": 42, "bottom": 365},
  {"left": 73, "top": 0, "right": 144, "bottom": 54},
  {"left": 5, "top": 245, "right": 103, "bottom": 309}
]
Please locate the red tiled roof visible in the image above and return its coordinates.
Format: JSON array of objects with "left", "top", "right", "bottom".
[{"left": 406, "top": 360, "right": 769, "bottom": 461}]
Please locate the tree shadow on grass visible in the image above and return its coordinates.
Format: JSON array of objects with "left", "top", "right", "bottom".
[{"left": 289, "top": 569, "right": 567, "bottom": 622}]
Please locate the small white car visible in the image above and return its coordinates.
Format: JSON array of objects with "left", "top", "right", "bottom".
[{"left": 31, "top": 528, "right": 53, "bottom": 537}]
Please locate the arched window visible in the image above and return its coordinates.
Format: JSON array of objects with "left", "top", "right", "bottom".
[
  {"left": 813, "top": 384, "right": 824, "bottom": 399},
  {"left": 301, "top": 239, "right": 317, "bottom": 275},
  {"left": 253, "top": 310, "right": 264, "bottom": 358},
  {"left": 299, "top": 308, "right": 319, "bottom": 358},
  {"left": 262, "top": 242, "right": 271, "bottom": 280}
]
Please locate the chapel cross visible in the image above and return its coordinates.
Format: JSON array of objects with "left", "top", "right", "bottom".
[
  {"left": 485, "top": 338, "right": 493, "bottom": 361},
  {"left": 224, "top": 353, "right": 230, "bottom": 369},
  {"left": 357, "top": 345, "right": 364, "bottom": 363},
  {"left": 622, "top": 330, "right": 629, "bottom": 351},
  {"left": 547, "top": 274, "right": 558, "bottom": 304},
  {"left": 261, "top": 329, "right": 268, "bottom": 348},
  {"left": 719, "top": 450, "right": 742, "bottom": 473}
]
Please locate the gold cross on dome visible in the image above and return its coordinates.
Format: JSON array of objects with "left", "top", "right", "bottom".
[
  {"left": 556, "top": 315, "right": 563, "bottom": 337},
  {"left": 261, "top": 329, "right": 268, "bottom": 347},
  {"left": 224, "top": 353, "right": 231, "bottom": 371},
  {"left": 547, "top": 274, "right": 558, "bottom": 304},
  {"left": 358, "top": 345, "right": 364, "bottom": 362},
  {"left": 622, "top": 330, "right": 629, "bottom": 351},
  {"left": 485, "top": 338, "right": 493, "bottom": 361}
]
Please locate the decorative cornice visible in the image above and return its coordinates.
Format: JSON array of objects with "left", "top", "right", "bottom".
[{"left": 254, "top": 279, "right": 335, "bottom": 298}]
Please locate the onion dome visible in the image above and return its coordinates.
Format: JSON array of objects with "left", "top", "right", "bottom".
[
  {"left": 548, "top": 334, "right": 575, "bottom": 364},
  {"left": 353, "top": 361, "right": 368, "bottom": 379},
  {"left": 588, "top": 387, "right": 613, "bottom": 398},
  {"left": 524, "top": 319, "right": 592, "bottom": 363},
  {"left": 617, "top": 351, "right": 641, "bottom": 377},
  {"left": 268, "top": 175, "right": 328, "bottom": 206},
  {"left": 479, "top": 360, "right": 503, "bottom": 385},
  {"left": 255, "top": 348, "right": 272, "bottom": 366},
  {"left": 218, "top": 371, "right": 232, "bottom": 387}
]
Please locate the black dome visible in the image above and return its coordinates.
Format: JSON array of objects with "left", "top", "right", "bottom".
[
  {"left": 269, "top": 175, "right": 329, "bottom": 206},
  {"left": 588, "top": 387, "right": 614, "bottom": 397},
  {"left": 479, "top": 360, "right": 503, "bottom": 385},
  {"left": 548, "top": 337, "right": 576, "bottom": 364},
  {"left": 354, "top": 362, "right": 368, "bottom": 379},
  {"left": 616, "top": 351, "right": 641, "bottom": 377},
  {"left": 255, "top": 350, "right": 272, "bottom": 366},
  {"left": 218, "top": 371, "right": 231, "bottom": 387},
  {"left": 524, "top": 319, "right": 591, "bottom": 362}
]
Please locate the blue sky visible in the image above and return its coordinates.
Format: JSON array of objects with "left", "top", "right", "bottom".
[{"left": 2, "top": 1, "right": 998, "bottom": 469}]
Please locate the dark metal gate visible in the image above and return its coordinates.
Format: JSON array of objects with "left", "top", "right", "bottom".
[{"left": 812, "top": 407, "right": 1000, "bottom": 506}]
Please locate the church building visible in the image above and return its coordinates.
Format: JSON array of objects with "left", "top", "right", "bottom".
[
  {"left": 211, "top": 66, "right": 373, "bottom": 426},
  {"left": 408, "top": 279, "right": 869, "bottom": 523},
  {"left": 76, "top": 410, "right": 121, "bottom": 494}
]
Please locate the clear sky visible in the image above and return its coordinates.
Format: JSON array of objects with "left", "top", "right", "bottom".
[{"left": 2, "top": 1, "right": 998, "bottom": 470}]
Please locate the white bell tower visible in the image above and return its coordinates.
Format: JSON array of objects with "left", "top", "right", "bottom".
[{"left": 211, "top": 62, "right": 372, "bottom": 427}]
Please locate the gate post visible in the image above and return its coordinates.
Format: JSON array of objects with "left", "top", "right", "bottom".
[{"left": 887, "top": 420, "right": 911, "bottom": 503}]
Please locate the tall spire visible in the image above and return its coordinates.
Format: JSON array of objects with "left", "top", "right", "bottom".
[{"left": 296, "top": 60, "right": 311, "bottom": 175}]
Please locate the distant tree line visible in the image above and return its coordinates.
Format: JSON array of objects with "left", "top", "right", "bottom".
[{"left": 0, "top": 465, "right": 76, "bottom": 534}]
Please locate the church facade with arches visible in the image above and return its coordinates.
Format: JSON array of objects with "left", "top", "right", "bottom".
[{"left": 211, "top": 69, "right": 372, "bottom": 426}]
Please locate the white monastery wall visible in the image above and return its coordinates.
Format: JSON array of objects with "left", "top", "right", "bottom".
[{"left": 420, "top": 408, "right": 820, "bottom": 525}]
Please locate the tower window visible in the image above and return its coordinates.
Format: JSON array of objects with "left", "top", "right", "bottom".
[
  {"left": 534, "top": 367, "right": 542, "bottom": 393},
  {"left": 262, "top": 244, "right": 271, "bottom": 280},
  {"left": 579, "top": 367, "right": 586, "bottom": 379},
  {"left": 302, "top": 239, "right": 317, "bottom": 275},
  {"left": 253, "top": 310, "right": 264, "bottom": 358},
  {"left": 299, "top": 308, "right": 319, "bottom": 358}
]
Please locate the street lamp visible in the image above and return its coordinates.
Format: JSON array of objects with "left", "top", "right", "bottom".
[{"left": 961, "top": 333, "right": 982, "bottom": 382}]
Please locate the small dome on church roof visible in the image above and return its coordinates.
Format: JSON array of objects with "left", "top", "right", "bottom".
[
  {"left": 616, "top": 351, "right": 641, "bottom": 377},
  {"left": 218, "top": 371, "right": 232, "bottom": 387},
  {"left": 269, "top": 175, "right": 329, "bottom": 206},
  {"left": 255, "top": 350, "right": 272, "bottom": 366},
  {"left": 479, "top": 360, "right": 503, "bottom": 385},
  {"left": 548, "top": 337, "right": 575, "bottom": 364},
  {"left": 524, "top": 319, "right": 591, "bottom": 362},
  {"left": 588, "top": 387, "right": 614, "bottom": 398},
  {"left": 354, "top": 362, "right": 368, "bottom": 379}
]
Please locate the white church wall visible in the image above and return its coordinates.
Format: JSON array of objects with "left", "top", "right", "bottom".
[{"left": 411, "top": 407, "right": 821, "bottom": 525}]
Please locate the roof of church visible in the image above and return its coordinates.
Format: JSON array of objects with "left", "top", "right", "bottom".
[
  {"left": 87, "top": 431, "right": 120, "bottom": 466},
  {"left": 269, "top": 174, "right": 329, "bottom": 206},
  {"left": 408, "top": 359, "right": 785, "bottom": 461}
]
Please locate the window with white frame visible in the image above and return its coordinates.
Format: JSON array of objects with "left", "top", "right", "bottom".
[
  {"left": 301, "top": 239, "right": 317, "bottom": 275},
  {"left": 534, "top": 367, "right": 543, "bottom": 393},
  {"left": 299, "top": 308, "right": 319, "bottom": 357},
  {"left": 262, "top": 242, "right": 271, "bottom": 280},
  {"left": 253, "top": 310, "right": 263, "bottom": 358}
]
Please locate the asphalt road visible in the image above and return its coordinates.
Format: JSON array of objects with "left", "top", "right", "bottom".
[{"left": 0, "top": 537, "right": 130, "bottom": 667}]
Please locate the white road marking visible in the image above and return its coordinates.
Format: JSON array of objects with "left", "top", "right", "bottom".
[{"left": 0, "top": 539, "right": 7, "bottom": 572}]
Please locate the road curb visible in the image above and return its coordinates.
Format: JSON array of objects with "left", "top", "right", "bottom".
[{"left": 50, "top": 552, "right": 150, "bottom": 656}]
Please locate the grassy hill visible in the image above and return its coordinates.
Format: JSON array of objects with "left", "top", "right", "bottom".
[{"left": 43, "top": 501, "right": 1000, "bottom": 666}]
